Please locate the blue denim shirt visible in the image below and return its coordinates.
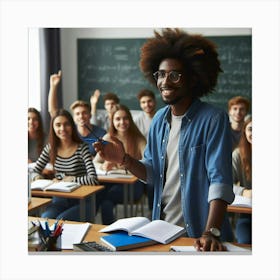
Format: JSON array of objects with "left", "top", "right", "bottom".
[{"left": 141, "top": 98, "right": 235, "bottom": 238}]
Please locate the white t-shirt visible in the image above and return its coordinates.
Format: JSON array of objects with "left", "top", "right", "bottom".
[{"left": 161, "top": 114, "right": 184, "bottom": 227}]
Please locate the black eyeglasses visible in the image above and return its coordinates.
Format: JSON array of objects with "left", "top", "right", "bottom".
[{"left": 153, "top": 70, "right": 182, "bottom": 83}]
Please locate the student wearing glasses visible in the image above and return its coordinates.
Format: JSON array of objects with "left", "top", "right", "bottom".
[{"left": 94, "top": 28, "right": 235, "bottom": 251}]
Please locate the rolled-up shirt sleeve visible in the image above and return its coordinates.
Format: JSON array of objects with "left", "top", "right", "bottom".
[{"left": 206, "top": 111, "right": 235, "bottom": 204}]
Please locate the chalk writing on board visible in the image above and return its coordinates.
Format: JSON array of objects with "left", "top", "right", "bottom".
[{"left": 78, "top": 36, "right": 251, "bottom": 110}]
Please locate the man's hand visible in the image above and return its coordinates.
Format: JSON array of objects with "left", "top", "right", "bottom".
[
  {"left": 94, "top": 135, "right": 125, "bottom": 164},
  {"left": 50, "top": 70, "right": 62, "bottom": 88},
  {"left": 194, "top": 234, "right": 227, "bottom": 251}
]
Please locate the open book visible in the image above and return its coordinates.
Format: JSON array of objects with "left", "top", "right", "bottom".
[
  {"left": 96, "top": 168, "right": 134, "bottom": 178},
  {"left": 31, "top": 179, "right": 80, "bottom": 192},
  {"left": 99, "top": 217, "right": 186, "bottom": 244},
  {"left": 231, "top": 195, "right": 252, "bottom": 208}
]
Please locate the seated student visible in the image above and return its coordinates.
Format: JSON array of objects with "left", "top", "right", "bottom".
[
  {"left": 232, "top": 116, "right": 252, "bottom": 244},
  {"left": 90, "top": 89, "right": 120, "bottom": 131},
  {"left": 69, "top": 100, "right": 106, "bottom": 156},
  {"left": 228, "top": 96, "right": 250, "bottom": 150},
  {"left": 31, "top": 109, "right": 100, "bottom": 221},
  {"left": 48, "top": 70, "right": 106, "bottom": 157},
  {"left": 134, "top": 89, "right": 157, "bottom": 140},
  {"left": 28, "top": 107, "right": 46, "bottom": 163},
  {"left": 93, "top": 104, "right": 146, "bottom": 224}
]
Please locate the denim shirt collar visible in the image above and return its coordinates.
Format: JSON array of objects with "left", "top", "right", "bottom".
[{"left": 164, "top": 98, "right": 202, "bottom": 124}]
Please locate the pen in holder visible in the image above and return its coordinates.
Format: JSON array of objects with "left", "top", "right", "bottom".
[
  {"left": 44, "top": 234, "right": 62, "bottom": 251},
  {"left": 36, "top": 219, "right": 64, "bottom": 251}
]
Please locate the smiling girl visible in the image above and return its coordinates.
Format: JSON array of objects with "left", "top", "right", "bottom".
[
  {"left": 32, "top": 109, "right": 100, "bottom": 221},
  {"left": 94, "top": 104, "right": 147, "bottom": 224}
]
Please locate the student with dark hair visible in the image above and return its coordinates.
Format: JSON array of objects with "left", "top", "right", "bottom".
[
  {"left": 94, "top": 28, "right": 235, "bottom": 251},
  {"left": 28, "top": 107, "right": 45, "bottom": 163},
  {"left": 90, "top": 89, "right": 120, "bottom": 131},
  {"left": 232, "top": 116, "right": 252, "bottom": 244},
  {"left": 48, "top": 71, "right": 106, "bottom": 157},
  {"left": 228, "top": 96, "right": 250, "bottom": 150},
  {"left": 32, "top": 109, "right": 100, "bottom": 221},
  {"left": 134, "top": 89, "right": 157, "bottom": 140}
]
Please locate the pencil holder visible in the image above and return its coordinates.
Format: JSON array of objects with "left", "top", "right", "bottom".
[{"left": 46, "top": 235, "right": 62, "bottom": 251}]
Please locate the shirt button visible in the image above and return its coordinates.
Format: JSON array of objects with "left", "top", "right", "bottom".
[
  {"left": 186, "top": 224, "right": 189, "bottom": 228},
  {"left": 160, "top": 174, "right": 163, "bottom": 178},
  {"left": 180, "top": 174, "right": 184, "bottom": 177},
  {"left": 157, "top": 204, "right": 160, "bottom": 208}
]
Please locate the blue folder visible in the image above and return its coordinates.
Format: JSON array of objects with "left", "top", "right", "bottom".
[{"left": 100, "top": 231, "right": 158, "bottom": 251}]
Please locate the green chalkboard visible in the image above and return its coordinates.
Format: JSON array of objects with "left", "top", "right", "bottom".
[{"left": 78, "top": 36, "right": 251, "bottom": 111}]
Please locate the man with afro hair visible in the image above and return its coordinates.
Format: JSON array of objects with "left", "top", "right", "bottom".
[{"left": 94, "top": 28, "right": 235, "bottom": 251}]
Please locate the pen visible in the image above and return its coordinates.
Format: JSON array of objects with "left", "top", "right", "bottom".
[
  {"left": 45, "top": 219, "right": 51, "bottom": 236},
  {"left": 84, "top": 124, "right": 109, "bottom": 145}
]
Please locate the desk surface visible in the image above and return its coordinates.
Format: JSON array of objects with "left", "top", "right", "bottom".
[
  {"left": 227, "top": 205, "right": 252, "bottom": 214},
  {"left": 28, "top": 197, "right": 52, "bottom": 212},
  {"left": 98, "top": 175, "right": 138, "bottom": 184},
  {"left": 28, "top": 217, "right": 251, "bottom": 253},
  {"left": 31, "top": 185, "right": 104, "bottom": 199}
]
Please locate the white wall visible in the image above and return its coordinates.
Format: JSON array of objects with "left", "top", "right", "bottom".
[{"left": 60, "top": 28, "right": 251, "bottom": 110}]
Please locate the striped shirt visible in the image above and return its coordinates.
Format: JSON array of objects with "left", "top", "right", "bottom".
[{"left": 33, "top": 143, "right": 98, "bottom": 185}]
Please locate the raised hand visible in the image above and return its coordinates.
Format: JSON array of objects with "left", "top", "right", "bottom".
[
  {"left": 50, "top": 70, "right": 62, "bottom": 88},
  {"left": 90, "top": 89, "right": 101, "bottom": 105}
]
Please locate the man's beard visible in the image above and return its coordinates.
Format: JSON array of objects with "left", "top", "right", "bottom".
[{"left": 162, "top": 94, "right": 185, "bottom": 105}]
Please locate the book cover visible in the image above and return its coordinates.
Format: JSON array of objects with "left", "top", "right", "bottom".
[{"left": 100, "top": 232, "right": 158, "bottom": 251}]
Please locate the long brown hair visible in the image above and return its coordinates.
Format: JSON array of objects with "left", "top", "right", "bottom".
[
  {"left": 238, "top": 116, "right": 252, "bottom": 182},
  {"left": 28, "top": 107, "right": 44, "bottom": 156},
  {"left": 108, "top": 104, "right": 146, "bottom": 159},
  {"left": 48, "top": 109, "right": 82, "bottom": 165}
]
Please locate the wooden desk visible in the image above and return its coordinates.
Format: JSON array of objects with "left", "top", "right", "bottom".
[
  {"left": 227, "top": 205, "right": 252, "bottom": 214},
  {"left": 28, "top": 217, "right": 251, "bottom": 253},
  {"left": 31, "top": 185, "right": 104, "bottom": 222},
  {"left": 98, "top": 175, "right": 138, "bottom": 217},
  {"left": 28, "top": 197, "right": 52, "bottom": 214}
]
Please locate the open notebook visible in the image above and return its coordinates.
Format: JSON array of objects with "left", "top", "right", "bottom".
[{"left": 31, "top": 179, "right": 80, "bottom": 192}]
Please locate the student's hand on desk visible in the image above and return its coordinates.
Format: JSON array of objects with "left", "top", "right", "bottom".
[
  {"left": 94, "top": 135, "right": 125, "bottom": 164},
  {"left": 194, "top": 235, "right": 227, "bottom": 252}
]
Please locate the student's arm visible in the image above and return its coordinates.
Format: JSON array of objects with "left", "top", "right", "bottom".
[
  {"left": 48, "top": 70, "right": 62, "bottom": 118},
  {"left": 90, "top": 89, "right": 101, "bottom": 125},
  {"left": 75, "top": 144, "right": 99, "bottom": 185},
  {"left": 31, "top": 144, "right": 50, "bottom": 181}
]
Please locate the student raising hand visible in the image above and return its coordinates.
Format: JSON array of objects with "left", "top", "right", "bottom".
[{"left": 50, "top": 70, "right": 62, "bottom": 87}]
